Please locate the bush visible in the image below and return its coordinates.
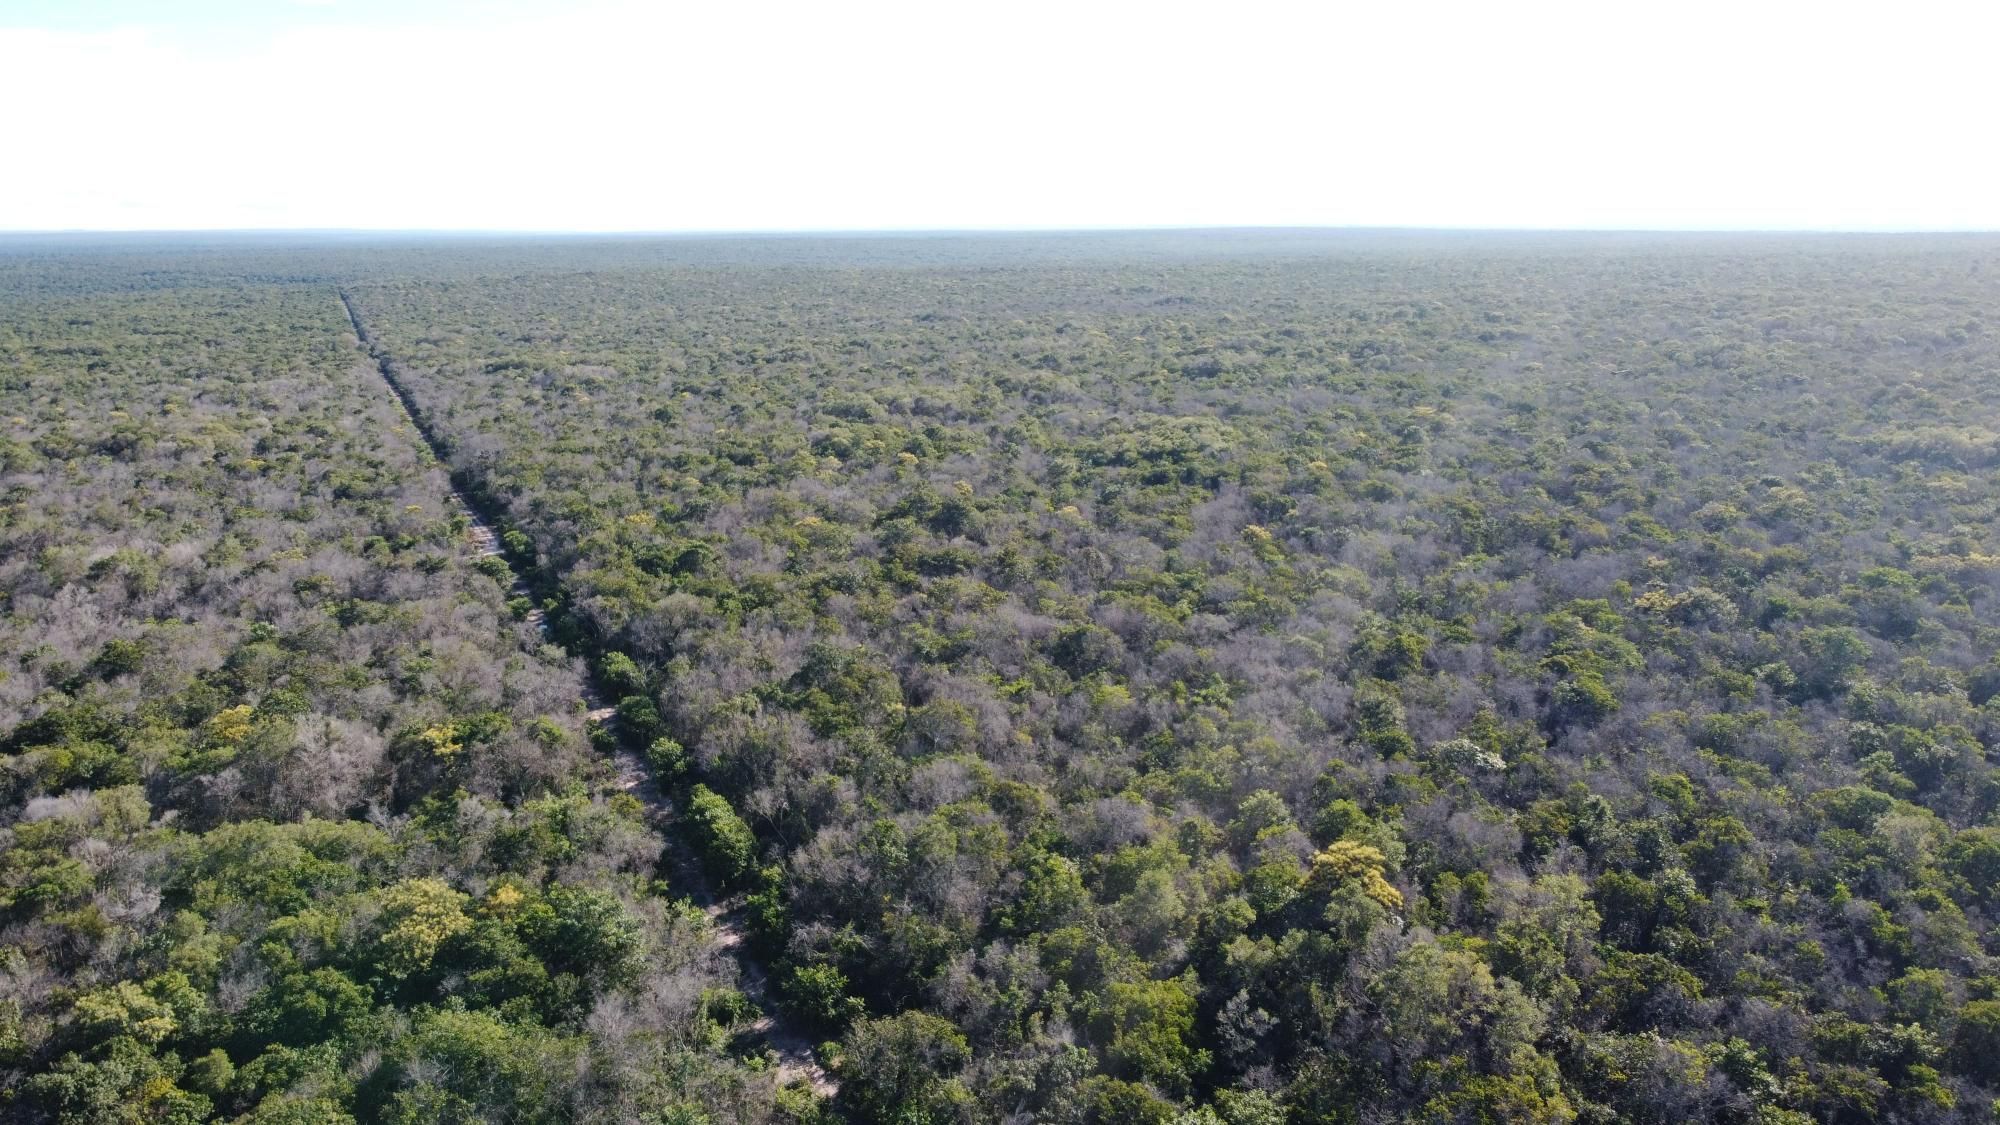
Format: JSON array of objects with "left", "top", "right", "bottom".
[{"left": 685, "top": 785, "right": 758, "bottom": 889}]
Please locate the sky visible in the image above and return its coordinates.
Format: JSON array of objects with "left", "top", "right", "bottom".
[{"left": 3, "top": 0, "right": 1996, "bottom": 233}]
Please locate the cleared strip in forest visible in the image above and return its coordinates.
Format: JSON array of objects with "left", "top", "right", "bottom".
[{"left": 335, "top": 289, "right": 837, "bottom": 1098}]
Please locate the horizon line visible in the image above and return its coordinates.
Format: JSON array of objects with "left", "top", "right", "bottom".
[{"left": 6, "top": 223, "right": 2000, "bottom": 239}]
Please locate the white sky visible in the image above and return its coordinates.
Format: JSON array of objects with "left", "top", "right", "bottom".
[{"left": 4, "top": 0, "right": 1996, "bottom": 232}]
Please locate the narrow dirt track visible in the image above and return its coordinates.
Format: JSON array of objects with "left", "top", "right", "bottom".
[{"left": 337, "top": 290, "right": 837, "bottom": 1099}]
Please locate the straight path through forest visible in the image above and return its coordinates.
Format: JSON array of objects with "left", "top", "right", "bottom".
[{"left": 336, "top": 289, "right": 837, "bottom": 1099}]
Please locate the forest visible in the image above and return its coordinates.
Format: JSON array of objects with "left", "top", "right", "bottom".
[{"left": 7, "top": 230, "right": 2000, "bottom": 1123}]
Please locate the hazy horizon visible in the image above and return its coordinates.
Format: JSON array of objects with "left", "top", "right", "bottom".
[
  {"left": 6, "top": 0, "right": 1996, "bottom": 233},
  {"left": 6, "top": 225, "right": 2000, "bottom": 238}
]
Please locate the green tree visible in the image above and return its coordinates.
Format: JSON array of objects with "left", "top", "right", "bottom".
[
  {"left": 835, "top": 1011, "right": 972, "bottom": 1125},
  {"left": 1092, "top": 976, "right": 1208, "bottom": 1095},
  {"left": 686, "top": 784, "right": 759, "bottom": 889}
]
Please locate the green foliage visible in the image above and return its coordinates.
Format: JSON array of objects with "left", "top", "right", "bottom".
[
  {"left": 646, "top": 735, "right": 691, "bottom": 780},
  {"left": 835, "top": 1011, "right": 972, "bottom": 1125},
  {"left": 16, "top": 232, "right": 2000, "bottom": 1121},
  {"left": 373, "top": 877, "right": 473, "bottom": 978},
  {"left": 23, "top": 1036, "right": 213, "bottom": 1124},
  {"left": 685, "top": 784, "right": 759, "bottom": 889},
  {"left": 600, "top": 650, "right": 646, "bottom": 696},
  {"left": 0, "top": 271, "right": 807, "bottom": 1123},
  {"left": 1090, "top": 976, "right": 1207, "bottom": 1094},
  {"left": 783, "top": 962, "right": 865, "bottom": 1033}
]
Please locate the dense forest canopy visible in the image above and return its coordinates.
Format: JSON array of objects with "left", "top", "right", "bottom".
[
  {"left": 7, "top": 230, "right": 2000, "bottom": 1123},
  {"left": 0, "top": 270, "right": 816, "bottom": 1123}
]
